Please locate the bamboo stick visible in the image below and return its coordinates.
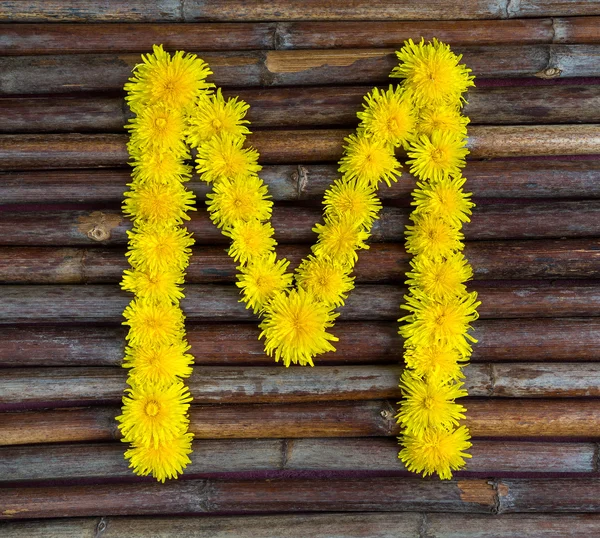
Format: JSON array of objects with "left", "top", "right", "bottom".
[
  {"left": 0, "top": 318, "right": 598, "bottom": 368},
  {"left": 0, "top": 439, "right": 595, "bottom": 483},
  {"left": 1, "top": 240, "right": 598, "bottom": 285},
  {"left": 2, "top": 363, "right": 600, "bottom": 410},
  {"left": 2, "top": 1, "right": 600, "bottom": 22},
  {"left": 3, "top": 399, "right": 600, "bottom": 446},
  {"left": 3, "top": 201, "right": 600, "bottom": 246},
  {"left": 2, "top": 513, "right": 600, "bottom": 538},
  {"left": 1, "top": 46, "right": 599, "bottom": 95},
  {"left": 2, "top": 127, "right": 599, "bottom": 170},
  {"left": 2, "top": 18, "right": 599, "bottom": 55},
  {"left": 1, "top": 159, "right": 599, "bottom": 204},
  {"left": 3, "top": 475, "right": 600, "bottom": 518},
  {"left": 0, "top": 282, "right": 599, "bottom": 324},
  {"left": 3, "top": 85, "right": 600, "bottom": 133}
]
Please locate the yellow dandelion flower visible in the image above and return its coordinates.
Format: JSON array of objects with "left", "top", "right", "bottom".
[
  {"left": 125, "top": 44, "right": 213, "bottom": 114},
  {"left": 126, "top": 103, "right": 188, "bottom": 158},
  {"left": 260, "top": 288, "right": 339, "bottom": 367},
  {"left": 391, "top": 38, "right": 474, "bottom": 107},
  {"left": 123, "top": 341, "right": 194, "bottom": 385},
  {"left": 206, "top": 175, "right": 272, "bottom": 228},
  {"left": 236, "top": 253, "right": 293, "bottom": 314},
  {"left": 399, "top": 426, "right": 472, "bottom": 480},
  {"left": 295, "top": 255, "right": 355, "bottom": 307},
  {"left": 123, "top": 181, "right": 196, "bottom": 226},
  {"left": 411, "top": 176, "right": 474, "bottom": 226},
  {"left": 405, "top": 252, "right": 473, "bottom": 300},
  {"left": 126, "top": 223, "right": 194, "bottom": 273},
  {"left": 125, "top": 432, "right": 194, "bottom": 483},
  {"left": 225, "top": 220, "right": 277, "bottom": 265},
  {"left": 338, "top": 131, "right": 401, "bottom": 188},
  {"left": 404, "top": 344, "right": 466, "bottom": 382},
  {"left": 396, "top": 371, "right": 467, "bottom": 436},
  {"left": 405, "top": 213, "right": 464, "bottom": 258},
  {"left": 117, "top": 381, "right": 192, "bottom": 447},
  {"left": 418, "top": 104, "right": 470, "bottom": 139},
  {"left": 123, "top": 299, "right": 185, "bottom": 347},
  {"left": 121, "top": 268, "right": 185, "bottom": 304},
  {"left": 399, "top": 290, "right": 480, "bottom": 356},
  {"left": 407, "top": 131, "right": 468, "bottom": 182},
  {"left": 357, "top": 85, "right": 416, "bottom": 148},
  {"left": 323, "top": 179, "right": 382, "bottom": 229},
  {"left": 131, "top": 149, "right": 191, "bottom": 186},
  {"left": 186, "top": 89, "right": 250, "bottom": 148},
  {"left": 196, "top": 133, "right": 261, "bottom": 184},
  {"left": 312, "top": 215, "right": 371, "bottom": 267}
]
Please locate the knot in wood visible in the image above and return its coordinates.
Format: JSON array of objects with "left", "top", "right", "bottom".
[
  {"left": 77, "top": 211, "right": 121, "bottom": 243},
  {"left": 536, "top": 67, "right": 562, "bottom": 79}
]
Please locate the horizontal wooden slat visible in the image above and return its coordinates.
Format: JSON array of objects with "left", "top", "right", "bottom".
[
  {"left": 0, "top": 282, "right": 599, "bottom": 324},
  {"left": 2, "top": 513, "right": 600, "bottom": 538},
  {"left": 0, "top": 318, "right": 597, "bottom": 368},
  {"left": 2, "top": 363, "right": 599, "bottom": 410},
  {"left": 3, "top": 85, "right": 600, "bottom": 133},
  {"left": 1, "top": 46, "right": 600, "bottom": 95},
  {"left": 2, "top": 1, "right": 600, "bottom": 22},
  {"left": 1, "top": 240, "right": 598, "bottom": 284},
  {"left": 2, "top": 127, "right": 599, "bottom": 170},
  {"left": 2, "top": 399, "right": 600, "bottom": 446},
  {"left": 2, "top": 19, "right": 600, "bottom": 56},
  {"left": 1, "top": 160, "right": 599, "bottom": 204},
  {"left": 3, "top": 202, "right": 600, "bottom": 247},
  {"left": 0, "top": 439, "right": 595, "bottom": 483},
  {"left": 4, "top": 475, "right": 600, "bottom": 518}
]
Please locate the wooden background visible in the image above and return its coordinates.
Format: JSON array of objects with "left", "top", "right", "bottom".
[{"left": 1, "top": 1, "right": 600, "bottom": 536}]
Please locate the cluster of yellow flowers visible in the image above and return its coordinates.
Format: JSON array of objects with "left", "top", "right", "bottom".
[
  {"left": 392, "top": 39, "right": 478, "bottom": 479},
  {"left": 191, "top": 83, "right": 411, "bottom": 367},
  {"left": 117, "top": 45, "right": 213, "bottom": 481}
]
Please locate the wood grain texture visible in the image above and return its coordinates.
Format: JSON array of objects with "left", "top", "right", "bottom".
[
  {"left": 0, "top": 282, "right": 599, "bottom": 324},
  {"left": 1, "top": 160, "right": 599, "bottom": 204},
  {"left": 4, "top": 475, "right": 600, "bottom": 519},
  {"left": 2, "top": 18, "right": 599, "bottom": 56},
  {"left": 2, "top": 363, "right": 600, "bottom": 410},
  {"left": 3, "top": 202, "right": 600, "bottom": 247},
  {"left": 1, "top": 240, "right": 598, "bottom": 284},
  {"left": 3, "top": 0, "right": 600, "bottom": 22},
  {"left": 0, "top": 439, "right": 595, "bottom": 483},
  {"left": 3, "top": 513, "right": 600, "bottom": 538},
  {"left": 3, "top": 85, "right": 600, "bottom": 133},
  {"left": 2, "top": 127, "right": 599, "bottom": 170},
  {"left": 0, "top": 318, "right": 597, "bottom": 368},
  {"left": 2, "top": 399, "right": 600, "bottom": 445},
  {"left": 1, "top": 46, "right": 599, "bottom": 95}
]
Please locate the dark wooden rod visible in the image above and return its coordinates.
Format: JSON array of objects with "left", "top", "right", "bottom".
[
  {"left": 3, "top": 85, "right": 600, "bottom": 133},
  {"left": 2, "top": 399, "right": 600, "bottom": 446},
  {"left": 0, "top": 318, "right": 598, "bottom": 368},
  {"left": 2, "top": 513, "right": 600, "bottom": 538},
  {"left": 2, "top": 1, "right": 600, "bottom": 22},
  {"left": 2, "top": 19, "right": 600, "bottom": 56},
  {"left": 1, "top": 46, "right": 599, "bottom": 95},
  {"left": 1, "top": 240, "right": 598, "bottom": 285},
  {"left": 0, "top": 282, "right": 599, "bottom": 324},
  {"left": 1, "top": 160, "right": 599, "bottom": 204},
  {"left": 2, "top": 363, "right": 600, "bottom": 410}
]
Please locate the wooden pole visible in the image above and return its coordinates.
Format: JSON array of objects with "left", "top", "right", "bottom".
[
  {"left": 2, "top": 160, "right": 599, "bottom": 204},
  {"left": 0, "top": 318, "right": 598, "bottom": 368},
  {"left": 1, "top": 46, "right": 599, "bottom": 95},
  {"left": 2, "top": 363, "right": 600, "bottom": 410},
  {"left": 0, "top": 439, "right": 595, "bottom": 483},
  {"left": 0, "top": 282, "right": 599, "bottom": 323},
  {"left": 2, "top": 399, "right": 600, "bottom": 445},
  {"left": 3, "top": 85, "right": 600, "bottom": 133}
]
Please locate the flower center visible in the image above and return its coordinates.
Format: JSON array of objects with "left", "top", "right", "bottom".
[
  {"left": 155, "top": 117, "right": 167, "bottom": 129},
  {"left": 145, "top": 400, "right": 160, "bottom": 417}
]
